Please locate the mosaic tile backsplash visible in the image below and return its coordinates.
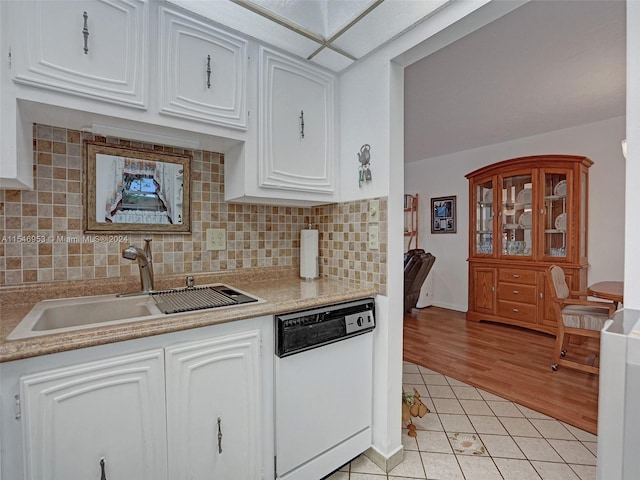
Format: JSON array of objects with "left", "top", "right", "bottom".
[{"left": 0, "top": 125, "right": 387, "bottom": 293}]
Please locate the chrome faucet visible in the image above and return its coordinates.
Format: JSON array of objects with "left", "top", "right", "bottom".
[{"left": 122, "top": 238, "right": 154, "bottom": 292}]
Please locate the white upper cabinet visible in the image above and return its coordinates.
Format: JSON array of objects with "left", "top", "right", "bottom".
[
  {"left": 11, "top": 0, "right": 148, "bottom": 108},
  {"left": 158, "top": 7, "right": 248, "bottom": 129},
  {"left": 258, "top": 46, "right": 336, "bottom": 195},
  {"left": 19, "top": 350, "right": 167, "bottom": 480}
]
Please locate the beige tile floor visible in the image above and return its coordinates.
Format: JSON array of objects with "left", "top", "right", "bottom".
[{"left": 325, "top": 362, "right": 597, "bottom": 480}]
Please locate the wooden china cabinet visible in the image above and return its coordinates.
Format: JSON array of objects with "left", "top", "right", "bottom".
[{"left": 466, "top": 155, "right": 592, "bottom": 334}]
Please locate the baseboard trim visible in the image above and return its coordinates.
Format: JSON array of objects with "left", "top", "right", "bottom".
[{"left": 363, "top": 444, "right": 404, "bottom": 473}]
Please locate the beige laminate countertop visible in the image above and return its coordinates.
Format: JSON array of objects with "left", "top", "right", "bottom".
[{"left": 0, "top": 268, "right": 377, "bottom": 363}]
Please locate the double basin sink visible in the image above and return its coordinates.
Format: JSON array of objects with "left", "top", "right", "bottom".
[{"left": 7, "top": 285, "right": 262, "bottom": 340}]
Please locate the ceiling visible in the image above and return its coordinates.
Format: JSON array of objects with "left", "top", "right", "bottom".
[
  {"left": 169, "top": 1, "right": 626, "bottom": 164},
  {"left": 404, "top": 0, "right": 627, "bottom": 162},
  {"left": 168, "top": 0, "right": 450, "bottom": 71}
]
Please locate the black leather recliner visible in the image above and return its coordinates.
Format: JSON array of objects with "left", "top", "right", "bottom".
[{"left": 404, "top": 249, "right": 436, "bottom": 313}]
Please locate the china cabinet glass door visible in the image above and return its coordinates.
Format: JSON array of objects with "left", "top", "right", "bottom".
[
  {"left": 501, "top": 173, "right": 533, "bottom": 257},
  {"left": 542, "top": 171, "right": 570, "bottom": 259},
  {"left": 475, "top": 179, "right": 494, "bottom": 255}
]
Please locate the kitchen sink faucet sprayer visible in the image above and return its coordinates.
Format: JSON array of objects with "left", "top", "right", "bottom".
[{"left": 122, "top": 238, "right": 154, "bottom": 292}]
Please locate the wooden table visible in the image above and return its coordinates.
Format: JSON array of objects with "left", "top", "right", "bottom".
[{"left": 588, "top": 281, "right": 624, "bottom": 305}]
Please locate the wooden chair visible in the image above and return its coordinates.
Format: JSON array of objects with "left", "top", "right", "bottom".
[{"left": 546, "top": 265, "right": 616, "bottom": 375}]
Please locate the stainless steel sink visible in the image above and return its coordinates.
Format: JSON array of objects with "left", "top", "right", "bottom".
[{"left": 7, "top": 284, "right": 263, "bottom": 340}]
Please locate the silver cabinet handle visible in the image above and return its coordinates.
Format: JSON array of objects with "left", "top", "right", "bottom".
[
  {"left": 491, "top": 286, "right": 495, "bottom": 292},
  {"left": 512, "top": 308, "right": 519, "bottom": 313},
  {"left": 217, "top": 416, "right": 223, "bottom": 454},
  {"left": 100, "top": 458, "right": 107, "bottom": 480},
  {"left": 82, "top": 11, "right": 89, "bottom": 55},
  {"left": 206, "top": 55, "right": 211, "bottom": 89},
  {"left": 513, "top": 290, "right": 519, "bottom": 294},
  {"left": 299, "top": 110, "right": 304, "bottom": 138},
  {"left": 512, "top": 274, "right": 520, "bottom": 278}
]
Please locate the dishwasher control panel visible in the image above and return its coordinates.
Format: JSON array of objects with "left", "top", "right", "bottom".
[
  {"left": 275, "top": 298, "right": 375, "bottom": 357},
  {"left": 345, "top": 310, "right": 375, "bottom": 334}
]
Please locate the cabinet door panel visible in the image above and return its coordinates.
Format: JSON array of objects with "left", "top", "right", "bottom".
[
  {"left": 259, "top": 47, "right": 335, "bottom": 194},
  {"left": 13, "top": 0, "right": 148, "bottom": 107},
  {"left": 165, "top": 331, "right": 261, "bottom": 480},
  {"left": 20, "top": 350, "right": 167, "bottom": 480},
  {"left": 159, "top": 7, "right": 247, "bottom": 128},
  {"left": 540, "top": 270, "right": 574, "bottom": 328},
  {"left": 472, "top": 267, "right": 496, "bottom": 314}
]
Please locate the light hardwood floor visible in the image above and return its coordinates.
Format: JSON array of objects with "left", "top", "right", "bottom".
[{"left": 403, "top": 307, "right": 599, "bottom": 434}]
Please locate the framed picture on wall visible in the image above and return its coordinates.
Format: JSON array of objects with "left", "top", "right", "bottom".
[{"left": 431, "top": 195, "right": 457, "bottom": 234}]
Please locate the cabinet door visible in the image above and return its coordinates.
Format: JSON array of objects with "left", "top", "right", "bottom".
[
  {"left": 165, "top": 331, "right": 262, "bottom": 480},
  {"left": 12, "top": 0, "right": 148, "bottom": 108},
  {"left": 19, "top": 350, "right": 167, "bottom": 480},
  {"left": 471, "top": 176, "right": 495, "bottom": 256},
  {"left": 158, "top": 7, "right": 247, "bottom": 129},
  {"left": 471, "top": 266, "right": 496, "bottom": 314},
  {"left": 499, "top": 171, "right": 535, "bottom": 258},
  {"left": 258, "top": 46, "right": 336, "bottom": 194},
  {"left": 539, "top": 169, "right": 572, "bottom": 261},
  {"left": 538, "top": 269, "right": 574, "bottom": 329}
]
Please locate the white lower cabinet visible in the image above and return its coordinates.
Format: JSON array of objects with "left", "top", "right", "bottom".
[
  {"left": 2, "top": 319, "right": 271, "bottom": 480},
  {"left": 165, "top": 331, "right": 262, "bottom": 480},
  {"left": 20, "top": 350, "right": 167, "bottom": 480}
]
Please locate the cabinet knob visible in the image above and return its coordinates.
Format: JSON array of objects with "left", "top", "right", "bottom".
[
  {"left": 217, "top": 416, "right": 223, "bottom": 454},
  {"left": 299, "top": 110, "right": 305, "bottom": 139},
  {"left": 206, "top": 55, "right": 212, "bottom": 89},
  {"left": 512, "top": 308, "right": 519, "bottom": 313},
  {"left": 513, "top": 290, "right": 519, "bottom": 294}
]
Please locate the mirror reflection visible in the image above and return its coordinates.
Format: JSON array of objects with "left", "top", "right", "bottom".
[{"left": 84, "top": 141, "right": 191, "bottom": 233}]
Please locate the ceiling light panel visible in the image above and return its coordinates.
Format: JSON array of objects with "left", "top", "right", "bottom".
[
  {"left": 332, "top": 0, "right": 448, "bottom": 58},
  {"left": 246, "top": 0, "right": 328, "bottom": 37},
  {"left": 169, "top": 0, "right": 322, "bottom": 59},
  {"left": 311, "top": 47, "right": 355, "bottom": 71},
  {"left": 325, "top": 0, "right": 379, "bottom": 38}
]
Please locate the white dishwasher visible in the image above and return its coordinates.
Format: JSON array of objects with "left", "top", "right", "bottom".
[{"left": 274, "top": 298, "right": 375, "bottom": 480}]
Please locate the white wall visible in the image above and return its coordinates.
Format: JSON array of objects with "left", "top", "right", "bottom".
[
  {"left": 337, "top": 0, "right": 517, "bottom": 465},
  {"left": 624, "top": 0, "right": 640, "bottom": 310},
  {"left": 405, "top": 116, "right": 626, "bottom": 312}
]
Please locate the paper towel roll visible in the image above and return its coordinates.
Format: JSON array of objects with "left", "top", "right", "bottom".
[{"left": 300, "top": 229, "right": 319, "bottom": 279}]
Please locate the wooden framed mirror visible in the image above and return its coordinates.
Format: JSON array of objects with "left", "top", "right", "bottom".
[{"left": 83, "top": 141, "right": 191, "bottom": 233}]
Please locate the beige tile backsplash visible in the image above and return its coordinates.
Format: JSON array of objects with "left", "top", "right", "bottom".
[{"left": 0, "top": 124, "right": 387, "bottom": 293}]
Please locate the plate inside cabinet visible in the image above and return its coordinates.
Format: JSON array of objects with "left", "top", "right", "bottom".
[
  {"left": 554, "top": 180, "right": 567, "bottom": 196},
  {"left": 485, "top": 215, "right": 493, "bottom": 231},
  {"left": 555, "top": 212, "right": 567, "bottom": 231},
  {"left": 516, "top": 187, "right": 532, "bottom": 205},
  {"left": 518, "top": 211, "right": 532, "bottom": 228},
  {"left": 483, "top": 189, "right": 493, "bottom": 203}
]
